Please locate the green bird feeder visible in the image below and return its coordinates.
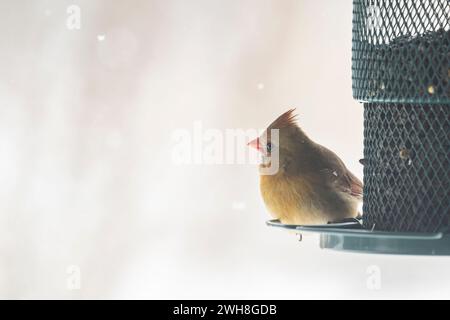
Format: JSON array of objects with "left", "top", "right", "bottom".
[{"left": 267, "top": 0, "right": 450, "bottom": 255}]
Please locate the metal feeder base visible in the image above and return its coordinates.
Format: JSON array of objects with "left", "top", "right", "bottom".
[{"left": 266, "top": 220, "right": 450, "bottom": 256}]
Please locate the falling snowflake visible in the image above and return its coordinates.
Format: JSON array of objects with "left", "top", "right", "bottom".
[{"left": 231, "top": 201, "right": 246, "bottom": 211}]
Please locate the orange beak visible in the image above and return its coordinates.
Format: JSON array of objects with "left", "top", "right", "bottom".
[{"left": 247, "top": 137, "right": 262, "bottom": 152}]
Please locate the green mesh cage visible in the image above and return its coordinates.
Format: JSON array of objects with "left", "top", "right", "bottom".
[
  {"left": 363, "top": 103, "right": 449, "bottom": 233},
  {"left": 352, "top": 0, "right": 450, "bottom": 233},
  {"left": 352, "top": 0, "right": 449, "bottom": 104}
]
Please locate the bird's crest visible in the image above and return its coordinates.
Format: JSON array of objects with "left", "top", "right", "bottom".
[{"left": 268, "top": 108, "right": 298, "bottom": 130}]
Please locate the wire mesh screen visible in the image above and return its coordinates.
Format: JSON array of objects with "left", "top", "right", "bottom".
[
  {"left": 352, "top": 0, "right": 450, "bottom": 104},
  {"left": 363, "top": 103, "right": 449, "bottom": 233},
  {"left": 352, "top": 0, "right": 450, "bottom": 232}
]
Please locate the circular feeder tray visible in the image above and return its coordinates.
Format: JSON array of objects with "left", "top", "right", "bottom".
[{"left": 266, "top": 219, "right": 450, "bottom": 256}]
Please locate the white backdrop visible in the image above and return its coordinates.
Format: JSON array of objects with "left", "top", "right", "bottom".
[{"left": 1, "top": 0, "right": 449, "bottom": 299}]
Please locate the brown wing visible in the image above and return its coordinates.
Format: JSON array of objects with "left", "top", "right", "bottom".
[
  {"left": 314, "top": 144, "right": 363, "bottom": 200},
  {"left": 342, "top": 170, "right": 363, "bottom": 200}
]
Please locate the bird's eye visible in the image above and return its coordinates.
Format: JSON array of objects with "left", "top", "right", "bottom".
[{"left": 266, "top": 142, "right": 272, "bottom": 153}]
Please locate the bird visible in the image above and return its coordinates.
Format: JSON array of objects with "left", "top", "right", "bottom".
[{"left": 248, "top": 109, "right": 363, "bottom": 225}]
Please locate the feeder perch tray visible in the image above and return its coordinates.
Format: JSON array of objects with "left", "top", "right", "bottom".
[{"left": 266, "top": 219, "right": 450, "bottom": 256}]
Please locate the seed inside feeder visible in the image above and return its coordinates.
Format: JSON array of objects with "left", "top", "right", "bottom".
[
  {"left": 399, "top": 148, "right": 410, "bottom": 160},
  {"left": 356, "top": 28, "right": 449, "bottom": 100}
]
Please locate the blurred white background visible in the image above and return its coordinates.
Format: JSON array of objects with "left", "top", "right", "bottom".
[{"left": 1, "top": 0, "right": 450, "bottom": 299}]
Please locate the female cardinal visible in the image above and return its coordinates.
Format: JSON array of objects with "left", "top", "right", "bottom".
[{"left": 248, "top": 109, "right": 363, "bottom": 225}]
